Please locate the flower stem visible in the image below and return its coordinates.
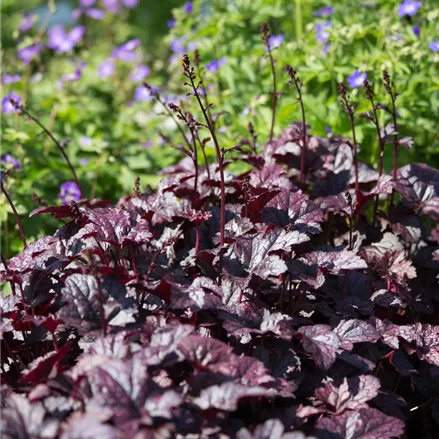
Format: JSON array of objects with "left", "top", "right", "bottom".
[
  {"left": 182, "top": 54, "right": 226, "bottom": 250},
  {"left": 1, "top": 182, "right": 27, "bottom": 249},
  {"left": 260, "top": 23, "right": 278, "bottom": 144},
  {"left": 286, "top": 65, "right": 307, "bottom": 188}
]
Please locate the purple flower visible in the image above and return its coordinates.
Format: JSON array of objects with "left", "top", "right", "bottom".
[
  {"left": 80, "top": 136, "right": 93, "bottom": 148},
  {"left": 17, "top": 43, "right": 43, "bottom": 64},
  {"left": 171, "top": 36, "right": 187, "bottom": 54},
  {"left": 79, "top": 158, "right": 89, "bottom": 165},
  {"left": 134, "top": 85, "right": 155, "bottom": 101},
  {"left": 315, "top": 21, "right": 332, "bottom": 44},
  {"left": 19, "top": 14, "right": 37, "bottom": 32},
  {"left": 73, "top": 4, "right": 105, "bottom": 20},
  {"left": 121, "top": 0, "right": 139, "bottom": 7},
  {"left": 58, "top": 181, "right": 81, "bottom": 205},
  {"left": 129, "top": 65, "right": 150, "bottom": 82},
  {"left": 2, "top": 74, "right": 21, "bottom": 84},
  {"left": 2, "top": 93, "right": 22, "bottom": 113},
  {"left": 58, "top": 62, "right": 86, "bottom": 88},
  {"left": 1, "top": 154, "right": 22, "bottom": 170},
  {"left": 48, "top": 25, "right": 85, "bottom": 53},
  {"left": 143, "top": 141, "right": 153, "bottom": 149},
  {"left": 398, "top": 0, "right": 421, "bottom": 17},
  {"left": 205, "top": 58, "right": 227, "bottom": 73},
  {"left": 313, "top": 6, "right": 334, "bottom": 16},
  {"left": 412, "top": 26, "right": 420, "bottom": 36},
  {"left": 347, "top": 70, "right": 368, "bottom": 88},
  {"left": 103, "top": 0, "right": 120, "bottom": 13},
  {"left": 389, "top": 33, "right": 403, "bottom": 41},
  {"left": 322, "top": 43, "right": 332, "bottom": 54},
  {"left": 183, "top": 1, "right": 193, "bottom": 13},
  {"left": 80, "top": 0, "right": 96, "bottom": 6},
  {"left": 266, "top": 34, "right": 284, "bottom": 50},
  {"left": 98, "top": 59, "right": 115, "bottom": 78},
  {"left": 429, "top": 40, "right": 439, "bottom": 52},
  {"left": 112, "top": 39, "right": 140, "bottom": 62},
  {"left": 168, "top": 18, "right": 176, "bottom": 28}
]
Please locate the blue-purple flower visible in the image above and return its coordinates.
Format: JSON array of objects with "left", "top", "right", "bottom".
[
  {"left": 73, "top": 0, "right": 105, "bottom": 20},
  {"left": 121, "top": 0, "right": 139, "bottom": 7},
  {"left": 102, "top": 0, "right": 120, "bottom": 13},
  {"left": 1, "top": 154, "right": 22, "bottom": 170},
  {"left": 168, "top": 18, "right": 176, "bottom": 28},
  {"left": 412, "top": 26, "right": 420, "bottom": 36},
  {"left": 313, "top": 6, "right": 333, "bottom": 16},
  {"left": 98, "top": 59, "right": 115, "bottom": 78},
  {"left": 129, "top": 65, "right": 150, "bottom": 82},
  {"left": 2, "top": 74, "right": 21, "bottom": 84},
  {"left": 80, "top": 136, "right": 93, "bottom": 148},
  {"left": 429, "top": 41, "right": 439, "bottom": 52},
  {"left": 57, "top": 62, "right": 86, "bottom": 89},
  {"left": 134, "top": 85, "right": 155, "bottom": 101},
  {"left": 398, "top": 0, "right": 421, "bottom": 17},
  {"left": 79, "top": 158, "right": 89, "bottom": 165},
  {"left": 347, "top": 71, "right": 368, "bottom": 88},
  {"left": 183, "top": 1, "right": 193, "bottom": 13},
  {"left": 112, "top": 39, "right": 140, "bottom": 62},
  {"left": 315, "top": 21, "right": 332, "bottom": 44},
  {"left": 205, "top": 58, "right": 227, "bottom": 73},
  {"left": 58, "top": 182, "right": 81, "bottom": 205},
  {"left": 48, "top": 25, "right": 85, "bottom": 53},
  {"left": 169, "top": 37, "right": 196, "bottom": 63},
  {"left": 266, "top": 34, "right": 284, "bottom": 50},
  {"left": 17, "top": 43, "right": 43, "bottom": 64},
  {"left": 19, "top": 14, "right": 37, "bottom": 32},
  {"left": 2, "top": 93, "right": 22, "bottom": 114}
]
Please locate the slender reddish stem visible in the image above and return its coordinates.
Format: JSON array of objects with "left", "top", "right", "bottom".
[
  {"left": 188, "top": 70, "right": 226, "bottom": 249},
  {"left": 1, "top": 184, "right": 27, "bottom": 248}
]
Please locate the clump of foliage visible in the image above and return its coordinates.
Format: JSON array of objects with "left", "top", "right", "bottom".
[
  {"left": 2, "top": 0, "right": 439, "bottom": 259},
  {"left": 2, "top": 24, "right": 439, "bottom": 435}
]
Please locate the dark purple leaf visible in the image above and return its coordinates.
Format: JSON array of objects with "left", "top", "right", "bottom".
[
  {"left": 395, "top": 164, "right": 439, "bottom": 220},
  {"left": 1, "top": 393, "right": 58, "bottom": 438},
  {"left": 298, "top": 325, "right": 340, "bottom": 370},
  {"left": 232, "top": 228, "right": 309, "bottom": 279},
  {"left": 314, "top": 407, "right": 405, "bottom": 439},
  {"left": 259, "top": 190, "right": 324, "bottom": 234},
  {"left": 333, "top": 319, "right": 380, "bottom": 351},
  {"left": 312, "top": 375, "right": 380, "bottom": 414},
  {"left": 60, "top": 413, "right": 122, "bottom": 439},
  {"left": 58, "top": 274, "right": 133, "bottom": 333},
  {"left": 300, "top": 248, "right": 367, "bottom": 275},
  {"left": 193, "top": 382, "right": 268, "bottom": 411}
]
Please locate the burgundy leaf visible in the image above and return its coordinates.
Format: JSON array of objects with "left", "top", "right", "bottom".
[
  {"left": 193, "top": 382, "right": 268, "bottom": 411},
  {"left": 1, "top": 393, "right": 57, "bottom": 438},
  {"left": 259, "top": 190, "right": 324, "bottom": 234},
  {"left": 333, "top": 320, "right": 380, "bottom": 351},
  {"left": 312, "top": 375, "right": 380, "bottom": 414},
  {"left": 58, "top": 274, "right": 132, "bottom": 333},
  {"left": 301, "top": 248, "right": 367, "bottom": 275},
  {"left": 395, "top": 164, "right": 439, "bottom": 220},
  {"left": 298, "top": 325, "right": 340, "bottom": 370},
  {"left": 232, "top": 228, "right": 309, "bottom": 279},
  {"left": 314, "top": 407, "right": 405, "bottom": 439}
]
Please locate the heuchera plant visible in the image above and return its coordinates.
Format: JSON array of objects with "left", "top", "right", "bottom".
[{"left": 1, "top": 25, "right": 439, "bottom": 439}]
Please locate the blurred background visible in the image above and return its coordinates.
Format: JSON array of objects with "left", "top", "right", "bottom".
[{"left": 1, "top": 0, "right": 439, "bottom": 258}]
